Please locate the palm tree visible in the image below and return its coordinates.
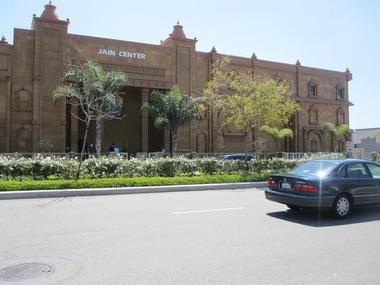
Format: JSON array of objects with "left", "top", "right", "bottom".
[
  {"left": 259, "top": 125, "right": 293, "bottom": 153},
  {"left": 141, "top": 86, "right": 200, "bottom": 153},
  {"left": 323, "top": 122, "right": 351, "bottom": 152},
  {"left": 53, "top": 60, "right": 128, "bottom": 178}
]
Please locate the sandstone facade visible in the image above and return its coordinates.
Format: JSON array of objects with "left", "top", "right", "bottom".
[{"left": 0, "top": 3, "right": 352, "bottom": 154}]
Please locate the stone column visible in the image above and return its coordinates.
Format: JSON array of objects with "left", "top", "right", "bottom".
[{"left": 141, "top": 88, "right": 150, "bottom": 152}]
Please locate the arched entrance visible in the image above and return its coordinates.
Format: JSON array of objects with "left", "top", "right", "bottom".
[{"left": 306, "top": 131, "right": 323, "bottom": 152}]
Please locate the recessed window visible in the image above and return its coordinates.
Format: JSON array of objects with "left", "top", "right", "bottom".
[
  {"left": 308, "top": 80, "right": 317, "bottom": 97},
  {"left": 336, "top": 87, "right": 344, "bottom": 100},
  {"left": 309, "top": 105, "right": 319, "bottom": 125},
  {"left": 336, "top": 107, "right": 345, "bottom": 126}
]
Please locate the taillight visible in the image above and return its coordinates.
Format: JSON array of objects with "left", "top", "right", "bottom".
[
  {"left": 292, "top": 183, "right": 318, "bottom": 193},
  {"left": 267, "top": 178, "right": 278, "bottom": 188}
]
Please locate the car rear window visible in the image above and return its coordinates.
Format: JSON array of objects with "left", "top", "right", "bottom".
[
  {"left": 290, "top": 161, "right": 337, "bottom": 177},
  {"left": 367, "top": 163, "right": 380, "bottom": 178}
]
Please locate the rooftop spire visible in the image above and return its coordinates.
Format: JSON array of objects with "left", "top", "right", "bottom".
[
  {"left": 345, "top": 68, "right": 352, "bottom": 81},
  {"left": 40, "top": 1, "right": 59, "bottom": 21},
  {"left": 0, "top": 36, "right": 8, "bottom": 45},
  {"left": 295, "top": 59, "right": 301, "bottom": 66},
  {"left": 170, "top": 21, "right": 187, "bottom": 40}
]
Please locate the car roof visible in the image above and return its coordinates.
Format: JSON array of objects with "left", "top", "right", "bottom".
[
  {"left": 224, "top": 154, "right": 253, "bottom": 157},
  {"left": 310, "top": 159, "right": 375, "bottom": 165}
]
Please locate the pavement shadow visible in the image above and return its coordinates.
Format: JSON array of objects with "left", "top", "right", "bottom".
[{"left": 267, "top": 205, "right": 380, "bottom": 227}]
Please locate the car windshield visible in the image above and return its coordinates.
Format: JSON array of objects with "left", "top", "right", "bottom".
[{"left": 290, "top": 161, "right": 338, "bottom": 177}]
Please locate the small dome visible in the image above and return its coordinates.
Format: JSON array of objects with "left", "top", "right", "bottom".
[
  {"left": 170, "top": 21, "right": 187, "bottom": 40},
  {"left": 40, "top": 1, "right": 59, "bottom": 21}
]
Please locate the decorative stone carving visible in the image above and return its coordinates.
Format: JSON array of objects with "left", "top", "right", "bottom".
[
  {"left": 0, "top": 54, "right": 8, "bottom": 71},
  {"left": 196, "top": 132, "right": 207, "bottom": 153},
  {"left": 14, "top": 126, "right": 32, "bottom": 152},
  {"left": 14, "top": 88, "right": 32, "bottom": 111},
  {"left": 345, "top": 68, "right": 352, "bottom": 81}
]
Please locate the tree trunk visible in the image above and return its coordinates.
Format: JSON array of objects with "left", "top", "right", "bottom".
[
  {"left": 244, "top": 130, "right": 249, "bottom": 170},
  {"left": 332, "top": 136, "right": 336, "bottom": 153},
  {"left": 276, "top": 139, "right": 280, "bottom": 156},
  {"left": 172, "top": 128, "right": 178, "bottom": 153},
  {"left": 95, "top": 116, "right": 102, "bottom": 156},
  {"left": 76, "top": 119, "right": 90, "bottom": 180}
]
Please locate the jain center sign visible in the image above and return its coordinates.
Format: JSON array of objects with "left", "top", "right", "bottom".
[{"left": 97, "top": 48, "right": 146, "bottom": 59}]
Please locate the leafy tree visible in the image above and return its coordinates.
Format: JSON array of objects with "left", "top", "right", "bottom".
[
  {"left": 53, "top": 60, "right": 128, "bottom": 178},
  {"left": 259, "top": 125, "right": 293, "bottom": 153},
  {"left": 323, "top": 122, "right": 351, "bottom": 152},
  {"left": 203, "top": 57, "right": 299, "bottom": 158},
  {"left": 141, "top": 86, "right": 200, "bottom": 153}
]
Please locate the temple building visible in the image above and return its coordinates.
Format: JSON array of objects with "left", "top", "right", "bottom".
[{"left": 0, "top": 2, "right": 352, "bottom": 154}]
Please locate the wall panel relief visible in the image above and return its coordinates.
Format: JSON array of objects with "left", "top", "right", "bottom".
[
  {"left": 0, "top": 54, "right": 8, "bottom": 70},
  {"left": 13, "top": 126, "right": 32, "bottom": 152},
  {"left": 14, "top": 88, "right": 32, "bottom": 111},
  {"left": 196, "top": 132, "right": 207, "bottom": 153}
]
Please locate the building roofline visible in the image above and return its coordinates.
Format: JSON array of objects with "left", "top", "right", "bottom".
[
  {"left": 353, "top": 127, "right": 380, "bottom": 131},
  {"left": 67, "top": 33, "right": 170, "bottom": 50},
  {"left": 212, "top": 52, "right": 347, "bottom": 78}
]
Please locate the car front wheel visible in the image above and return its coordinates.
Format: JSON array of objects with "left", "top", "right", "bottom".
[{"left": 332, "top": 194, "right": 352, "bottom": 218}]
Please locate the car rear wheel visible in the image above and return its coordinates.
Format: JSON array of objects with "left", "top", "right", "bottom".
[
  {"left": 332, "top": 194, "right": 352, "bottom": 218},
  {"left": 287, "top": 204, "right": 302, "bottom": 211}
]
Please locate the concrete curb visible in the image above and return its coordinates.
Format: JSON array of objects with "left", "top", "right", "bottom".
[{"left": 0, "top": 182, "right": 267, "bottom": 200}]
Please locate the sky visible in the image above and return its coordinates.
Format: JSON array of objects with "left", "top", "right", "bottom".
[{"left": 1, "top": 0, "right": 379, "bottom": 129}]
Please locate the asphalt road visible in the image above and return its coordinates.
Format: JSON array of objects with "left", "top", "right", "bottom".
[{"left": 1, "top": 189, "right": 380, "bottom": 285}]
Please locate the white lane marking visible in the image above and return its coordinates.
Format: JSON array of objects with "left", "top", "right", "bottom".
[{"left": 172, "top": 207, "right": 245, "bottom": 215}]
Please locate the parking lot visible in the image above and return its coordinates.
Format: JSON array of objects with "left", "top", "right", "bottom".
[{"left": 1, "top": 189, "right": 380, "bottom": 284}]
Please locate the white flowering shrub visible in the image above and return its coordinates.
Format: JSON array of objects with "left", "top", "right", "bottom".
[
  {"left": 82, "top": 156, "right": 122, "bottom": 178},
  {"left": 0, "top": 153, "right": 345, "bottom": 180},
  {"left": 248, "top": 158, "right": 299, "bottom": 173},
  {"left": 302, "top": 152, "right": 344, "bottom": 160},
  {"left": 0, "top": 155, "right": 79, "bottom": 180},
  {"left": 177, "top": 158, "right": 200, "bottom": 176}
]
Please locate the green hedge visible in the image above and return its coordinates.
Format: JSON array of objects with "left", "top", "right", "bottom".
[{"left": 0, "top": 173, "right": 270, "bottom": 191}]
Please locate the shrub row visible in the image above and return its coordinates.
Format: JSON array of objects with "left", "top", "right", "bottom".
[
  {"left": 0, "top": 173, "right": 270, "bottom": 191},
  {"left": 0, "top": 153, "right": 342, "bottom": 181}
]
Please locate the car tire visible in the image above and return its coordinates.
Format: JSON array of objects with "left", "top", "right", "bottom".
[
  {"left": 287, "top": 204, "right": 302, "bottom": 211},
  {"left": 332, "top": 193, "right": 352, "bottom": 218}
]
